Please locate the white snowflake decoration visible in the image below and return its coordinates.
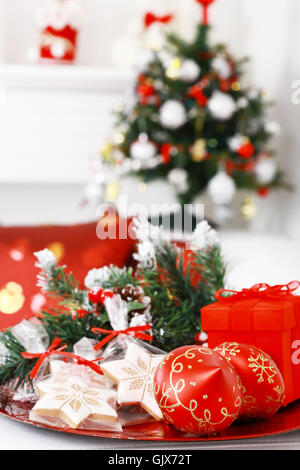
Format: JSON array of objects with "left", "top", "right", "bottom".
[
  {"left": 84, "top": 267, "right": 111, "bottom": 289},
  {"left": 34, "top": 249, "right": 57, "bottom": 272},
  {"left": 191, "top": 221, "right": 220, "bottom": 251},
  {"left": 84, "top": 266, "right": 128, "bottom": 289},
  {"left": 133, "top": 217, "right": 165, "bottom": 268},
  {"left": 34, "top": 249, "right": 58, "bottom": 291}
]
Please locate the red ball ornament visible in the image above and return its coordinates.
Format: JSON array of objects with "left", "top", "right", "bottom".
[
  {"left": 237, "top": 142, "right": 255, "bottom": 159},
  {"left": 154, "top": 345, "right": 242, "bottom": 435},
  {"left": 189, "top": 83, "right": 208, "bottom": 107},
  {"left": 214, "top": 343, "right": 285, "bottom": 419},
  {"left": 88, "top": 287, "right": 114, "bottom": 304},
  {"left": 194, "top": 331, "right": 208, "bottom": 347},
  {"left": 257, "top": 187, "right": 270, "bottom": 198},
  {"left": 161, "top": 143, "right": 173, "bottom": 164},
  {"left": 137, "top": 83, "right": 155, "bottom": 98}
]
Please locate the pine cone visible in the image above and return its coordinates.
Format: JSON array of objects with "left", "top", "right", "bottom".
[{"left": 113, "top": 284, "right": 150, "bottom": 318}]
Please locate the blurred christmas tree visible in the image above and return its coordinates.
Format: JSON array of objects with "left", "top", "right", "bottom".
[{"left": 99, "top": 0, "right": 288, "bottom": 223}]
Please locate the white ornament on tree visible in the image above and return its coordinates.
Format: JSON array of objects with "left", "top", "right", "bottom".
[
  {"left": 228, "top": 134, "right": 245, "bottom": 152},
  {"left": 168, "top": 168, "right": 188, "bottom": 193},
  {"left": 178, "top": 59, "right": 201, "bottom": 83},
  {"left": 237, "top": 97, "right": 248, "bottom": 109},
  {"left": 136, "top": 49, "right": 157, "bottom": 72},
  {"left": 207, "top": 171, "right": 236, "bottom": 205},
  {"left": 254, "top": 158, "right": 277, "bottom": 184},
  {"left": 208, "top": 91, "right": 236, "bottom": 121},
  {"left": 159, "top": 100, "right": 187, "bottom": 129},
  {"left": 130, "top": 134, "right": 157, "bottom": 163},
  {"left": 211, "top": 56, "right": 231, "bottom": 79}
]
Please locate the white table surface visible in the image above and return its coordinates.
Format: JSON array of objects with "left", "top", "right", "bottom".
[
  {"left": 0, "top": 413, "right": 300, "bottom": 450},
  {"left": 1, "top": 230, "right": 299, "bottom": 450}
]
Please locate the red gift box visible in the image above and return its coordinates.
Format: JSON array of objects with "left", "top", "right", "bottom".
[
  {"left": 36, "top": 0, "right": 83, "bottom": 64},
  {"left": 201, "top": 282, "right": 300, "bottom": 405}
]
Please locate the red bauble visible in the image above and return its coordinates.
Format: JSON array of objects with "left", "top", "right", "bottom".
[
  {"left": 88, "top": 287, "right": 114, "bottom": 304},
  {"left": 257, "top": 187, "right": 270, "bottom": 198},
  {"left": 161, "top": 144, "right": 173, "bottom": 164},
  {"left": 237, "top": 142, "right": 255, "bottom": 159},
  {"left": 154, "top": 345, "right": 242, "bottom": 435},
  {"left": 194, "top": 331, "right": 208, "bottom": 347},
  {"left": 215, "top": 343, "right": 285, "bottom": 419},
  {"left": 137, "top": 83, "right": 155, "bottom": 98},
  {"left": 189, "top": 84, "right": 208, "bottom": 106}
]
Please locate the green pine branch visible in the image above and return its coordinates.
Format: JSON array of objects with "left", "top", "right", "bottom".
[{"left": 0, "top": 331, "right": 36, "bottom": 389}]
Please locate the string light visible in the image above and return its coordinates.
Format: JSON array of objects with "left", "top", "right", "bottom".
[
  {"left": 138, "top": 182, "right": 148, "bottom": 192},
  {"left": 231, "top": 81, "right": 241, "bottom": 92}
]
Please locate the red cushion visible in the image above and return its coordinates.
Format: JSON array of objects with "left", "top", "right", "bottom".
[{"left": 0, "top": 218, "right": 135, "bottom": 329}]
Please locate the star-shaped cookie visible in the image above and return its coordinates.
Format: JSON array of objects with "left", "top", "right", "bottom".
[{"left": 101, "top": 341, "right": 165, "bottom": 420}]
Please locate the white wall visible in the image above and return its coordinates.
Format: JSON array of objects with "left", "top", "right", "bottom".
[{"left": 2, "top": 0, "right": 183, "bottom": 66}]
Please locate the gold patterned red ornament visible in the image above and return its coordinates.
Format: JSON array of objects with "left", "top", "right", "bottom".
[
  {"left": 214, "top": 342, "right": 285, "bottom": 419},
  {"left": 154, "top": 345, "right": 242, "bottom": 435}
]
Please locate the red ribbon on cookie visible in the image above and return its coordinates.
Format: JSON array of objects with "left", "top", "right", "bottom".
[
  {"left": 21, "top": 337, "right": 103, "bottom": 378},
  {"left": 91, "top": 325, "right": 153, "bottom": 351}
]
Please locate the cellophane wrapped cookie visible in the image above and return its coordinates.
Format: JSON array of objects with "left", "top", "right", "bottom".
[
  {"left": 101, "top": 335, "right": 166, "bottom": 426},
  {"left": 6, "top": 318, "right": 50, "bottom": 411},
  {"left": 29, "top": 359, "right": 122, "bottom": 432}
]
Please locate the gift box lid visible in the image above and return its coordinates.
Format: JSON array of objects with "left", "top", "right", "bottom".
[{"left": 202, "top": 294, "right": 300, "bottom": 332}]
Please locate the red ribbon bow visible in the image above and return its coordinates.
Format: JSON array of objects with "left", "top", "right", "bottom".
[
  {"left": 215, "top": 281, "right": 300, "bottom": 302},
  {"left": 21, "top": 338, "right": 67, "bottom": 379},
  {"left": 58, "top": 353, "right": 103, "bottom": 376},
  {"left": 144, "top": 12, "right": 174, "bottom": 28},
  {"left": 91, "top": 325, "right": 153, "bottom": 351},
  {"left": 21, "top": 337, "right": 104, "bottom": 379}
]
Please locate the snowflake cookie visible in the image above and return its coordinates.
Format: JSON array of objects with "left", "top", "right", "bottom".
[{"left": 101, "top": 341, "right": 165, "bottom": 421}]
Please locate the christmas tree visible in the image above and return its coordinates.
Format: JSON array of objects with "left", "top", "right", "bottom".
[{"left": 100, "top": 0, "right": 287, "bottom": 223}]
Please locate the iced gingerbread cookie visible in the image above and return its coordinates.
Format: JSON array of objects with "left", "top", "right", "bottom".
[
  {"left": 31, "top": 376, "right": 118, "bottom": 429},
  {"left": 101, "top": 341, "right": 165, "bottom": 420}
]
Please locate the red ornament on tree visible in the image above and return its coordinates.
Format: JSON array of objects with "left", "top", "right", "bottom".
[
  {"left": 154, "top": 345, "right": 242, "bottom": 435},
  {"left": 161, "top": 144, "right": 173, "bottom": 164},
  {"left": 237, "top": 142, "right": 255, "bottom": 159},
  {"left": 144, "top": 12, "right": 174, "bottom": 29},
  {"left": 215, "top": 342, "right": 285, "bottom": 419},
  {"left": 137, "top": 77, "right": 157, "bottom": 106},
  {"left": 257, "top": 187, "right": 270, "bottom": 197},
  {"left": 195, "top": 0, "right": 216, "bottom": 25},
  {"left": 137, "top": 83, "right": 155, "bottom": 99},
  {"left": 88, "top": 287, "right": 114, "bottom": 304},
  {"left": 189, "top": 83, "right": 208, "bottom": 106}
]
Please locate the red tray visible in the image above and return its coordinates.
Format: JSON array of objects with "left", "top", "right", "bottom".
[{"left": 1, "top": 398, "right": 300, "bottom": 441}]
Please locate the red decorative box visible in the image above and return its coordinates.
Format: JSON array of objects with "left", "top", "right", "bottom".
[
  {"left": 0, "top": 217, "right": 135, "bottom": 330},
  {"left": 36, "top": 0, "right": 83, "bottom": 63},
  {"left": 201, "top": 282, "right": 300, "bottom": 405}
]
